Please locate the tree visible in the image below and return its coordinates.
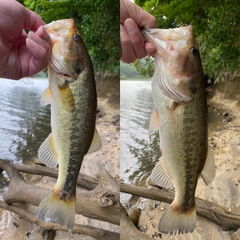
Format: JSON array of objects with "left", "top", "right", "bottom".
[
  {"left": 135, "top": 0, "right": 240, "bottom": 81},
  {"left": 21, "top": 0, "right": 119, "bottom": 73}
]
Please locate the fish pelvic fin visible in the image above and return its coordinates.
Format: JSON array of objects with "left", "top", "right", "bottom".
[
  {"left": 149, "top": 109, "right": 160, "bottom": 135},
  {"left": 201, "top": 149, "right": 215, "bottom": 185},
  {"left": 158, "top": 205, "right": 196, "bottom": 235},
  {"left": 147, "top": 157, "right": 174, "bottom": 189},
  {"left": 87, "top": 128, "right": 102, "bottom": 154},
  {"left": 36, "top": 188, "right": 75, "bottom": 231},
  {"left": 40, "top": 86, "right": 52, "bottom": 106},
  {"left": 38, "top": 133, "right": 58, "bottom": 168}
]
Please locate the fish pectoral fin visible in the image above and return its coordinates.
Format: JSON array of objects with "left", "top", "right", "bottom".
[
  {"left": 201, "top": 149, "right": 215, "bottom": 185},
  {"left": 88, "top": 128, "right": 102, "bottom": 154},
  {"left": 40, "top": 86, "right": 52, "bottom": 106},
  {"left": 38, "top": 133, "right": 58, "bottom": 168},
  {"left": 58, "top": 84, "right": 75, "bottom": 112},
  {"left": 149, "top": 109, "right": 160, "bottom": 135},
  {"left": 147, "top": 157, "right": 174, "bottom": 189}
]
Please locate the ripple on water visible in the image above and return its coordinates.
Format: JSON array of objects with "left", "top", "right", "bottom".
[{"left": 0, "top": 78, "right": 51, "bottom": 164}]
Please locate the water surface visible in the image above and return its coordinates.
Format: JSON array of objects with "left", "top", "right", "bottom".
[{"left": 0, "top": 78, "right": 51, "bottom": 164}]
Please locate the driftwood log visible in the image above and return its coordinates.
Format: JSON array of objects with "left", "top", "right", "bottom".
[
  {"left": 121, "top": 182, "right": 240, "bottom": 231},
  {"left": 120, "top": 204, "right": 152, "bottom": 240},
  {"left": 0, "top": 159, "right": 120, "bottom": 240},
  {"left": 1, "top": 158, "right": 240, "bottom": 240}
]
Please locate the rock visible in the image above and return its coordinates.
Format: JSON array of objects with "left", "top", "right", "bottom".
[
  {"left": 231, "top": 229, "right": 240, "bottom": 240},
  {"left": 222, "top": 111, "right": 229, "bottom": 117},
  {"left": 128, "top": 208, "right": 141, "bottom": 227},
  {"left": 223, "top": 117, "right": 233, "bottom": 123},
  {"left": 210, "top": 141, "right": 217, "bottom": 148}
]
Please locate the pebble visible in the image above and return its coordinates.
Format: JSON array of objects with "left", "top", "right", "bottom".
[{"left": 222, "top": 111, "right": 229, "bottom": 117}]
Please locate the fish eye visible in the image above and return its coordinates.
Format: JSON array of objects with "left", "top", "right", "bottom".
[
  {"left": 190, "top": 47, "right": 199, "bottom": 56},
  {"left": 73, "top": 34, "right": 80, "bottom": 41}
]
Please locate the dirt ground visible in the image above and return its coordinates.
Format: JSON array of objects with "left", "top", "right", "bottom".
[
  {"left": 127, "top": 78, "right": 240, "bottom": 240},
  {"left": 0, "top": 74, "right": 120, "bottom": 240}
]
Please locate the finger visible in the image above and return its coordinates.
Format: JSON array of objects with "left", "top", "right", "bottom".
[
  {"left": 28, "top": 31, "right": 50, "bottom": 59},
  {"left": 22, "top": 32, "right": 50, "bottom": 77},
  {"left": 35, "top": 25, "right": 51, "bottom": 46},
  {"left": 145, "top": 42, "right": 156, "bottom": 56},
  {"left": 23, "top": 8, "right": 45, "bottom": 32},
  {"left": 120, "top": 24, "right": 136, "bottom": 63},
  {"left": 139, "top": 12, "right": 157, "bottom": 29},
  {"left": 124, "top": 18, "right": 146, "bottom": 60},
  {"left": 121, "top": 0, "right": 157, "bottom": 28},
  {"left": 30, "top": 26, "right": 51, "bottom": 58}
]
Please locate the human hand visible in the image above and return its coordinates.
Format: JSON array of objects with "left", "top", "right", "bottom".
[
  {"left": 0, "top": 0, "right": 51, "bottom": 80},
  {"left": 120, "top": 0, "right": 157, "bottom": 63}
]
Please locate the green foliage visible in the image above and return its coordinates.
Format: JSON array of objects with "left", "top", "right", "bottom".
[
  {"left": 135, "top": 0, "right": 240, "bottom": 81},
  {"left": 133, "top": 58, "right": 154, "bottom": 78},
  {"left": 120, "top": 62, "right": 143, "bottom": 79},
  {"left": 21, "top": 0, "right": 119, "bottom": 73}
]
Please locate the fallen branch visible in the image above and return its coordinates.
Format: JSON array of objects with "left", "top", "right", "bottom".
[
  {"left": 0, "top": 160, "right": 120, "bottom": 239},
  {"left": 0, "top": 201, "right": 119, "bottom": 240},
  {"left": 120, "top": 182, "right": 240, "bottom": 231}
]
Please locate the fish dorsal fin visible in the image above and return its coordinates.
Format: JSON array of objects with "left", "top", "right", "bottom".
[
  {"left": 38, "top": 133, "right": 58, "bottom": 168},
  {"left": 88, "top": 128, "right": 102, "bottom": 154},
  {"left": 201, "top": 149, "right": 215, "bottom": 185},
  {"left": 40, "top": 87, "right": 52, "bottom": 106},
  {"left": 58, "top": 84, "right": 75, "bottom": 112},
  {"left": 147, "top": 157, "right": 174, "bottom": 189},
  {"left": 149, "top": 109, "right": 160, "bottom": 135}
]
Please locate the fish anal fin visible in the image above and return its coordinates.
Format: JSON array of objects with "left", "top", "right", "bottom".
[
  {"left": 38, "top": 133, "right": 58, "bottom": 168},
  {"left": 149, "top": 109, "right": 160, "bottom": 135},
  {"left": 36, "top": 187, "right": 75, "bottom": 231},
  {"left": 147, "top": 157, "right": 174, "bottom": 190},
  {"left": 58, "top": 84, "right": 75, "bottom": 112},
  {"left": 159, "top": 204, "right": 196, "bottom": 234},
  {"left": 201, "top": 149, "right": 215, "bottom": 185},
  {"left": 88, "top": 128, "right": 102, "bottom": 154},
  {"left": 40, "top": 87, "right": 52, "bottom": 106}
]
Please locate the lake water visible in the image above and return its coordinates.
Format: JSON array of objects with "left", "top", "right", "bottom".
[
  {"left": 120, "top": 80, "right": 161, "bottom": 203},
  {"left": 0, "top": 78, "right": 51, "bottom": 164}
]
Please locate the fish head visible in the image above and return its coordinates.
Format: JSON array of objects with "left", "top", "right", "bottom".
[
  {"left": 142, "top": 26, "right": 204, "bottom": 102},
  {"left": 44, "top": 19, "right": 89, "bottom": 85}
]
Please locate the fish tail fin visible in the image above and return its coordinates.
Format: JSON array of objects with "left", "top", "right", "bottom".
[
  {"left": 158, "top": 204, "right": 196, "bottom": 235},
  {"left": 36, "top": 188, "right": 75, "bottom": 231}
]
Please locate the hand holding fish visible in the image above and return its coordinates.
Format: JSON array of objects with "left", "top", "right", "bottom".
[
  {"left": 120, "top": 0, "right": 156, "bottom": 63},
  {"left": 0, "top": 0, "right": 51, "bottom": 80}
]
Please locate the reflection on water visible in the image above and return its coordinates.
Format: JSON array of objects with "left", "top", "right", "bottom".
[
  {"left": 0, "top": 78, "right": 51, "bottom": 164},
  {"left": 120, "top": 81, "right": 160, "bottom": 190}
]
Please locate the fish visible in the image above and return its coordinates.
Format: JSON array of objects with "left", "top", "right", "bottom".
[
  {"left": 35, "top": 19, "right": 102, "bottom": 231},
  {"left": 142, "top": 26, "right": 215, "bottom": 234}
]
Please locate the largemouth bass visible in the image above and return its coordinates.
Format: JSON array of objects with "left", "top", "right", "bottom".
[
  {"left": 36, "top": 19, "right": 101, "bottom": 231},
  {"left": 142, "top": 26, "right": 215, "bottom": 234}
]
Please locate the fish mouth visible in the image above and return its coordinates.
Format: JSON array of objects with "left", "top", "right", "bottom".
[
  {"left": 142, "top": 26, "right": 197, "bottom": 102},
  {"left": 44, "top": 19, "right": 79, "bottom": 81},
  {"left": 142, "top": 26, "right": 192, "bottom": 50}
]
